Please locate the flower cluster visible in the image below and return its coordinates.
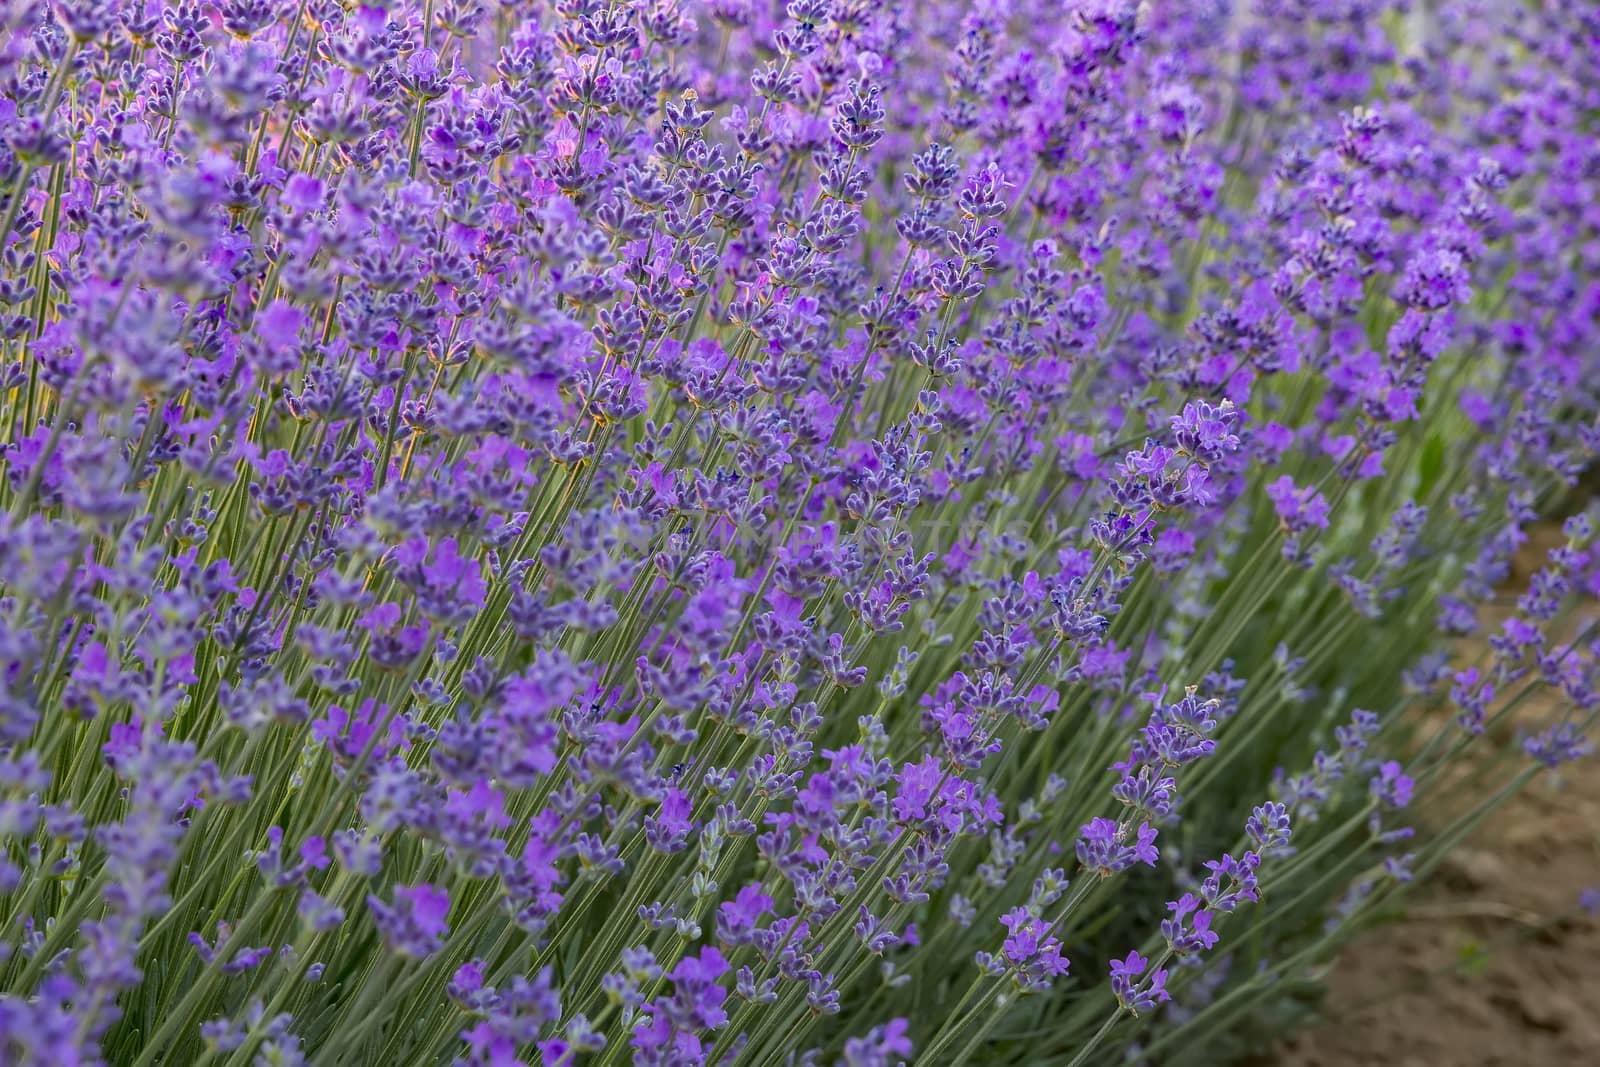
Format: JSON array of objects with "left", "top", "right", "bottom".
[{"left": 0, "top": 2, "right": 1597, "bottom": 1066}]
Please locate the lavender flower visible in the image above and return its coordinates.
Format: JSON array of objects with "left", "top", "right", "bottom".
[
  {"left": 0, "top": 2, "right": 1594, "bottom": 1065},
  {"left": 1109, "top": 951, "right": 1171, "bottom": 1016}
]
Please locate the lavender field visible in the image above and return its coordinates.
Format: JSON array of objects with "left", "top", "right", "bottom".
[{"left": 0, "top": 1, "right": 1596, "bottom": 1064}]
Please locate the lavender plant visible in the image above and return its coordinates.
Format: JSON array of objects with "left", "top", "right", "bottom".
[{"left": 1, "top": 1, "right": 1597, "bottom": 1064}]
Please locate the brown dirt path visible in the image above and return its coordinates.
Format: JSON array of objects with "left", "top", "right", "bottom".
[{"left": 1275, "top": 528, "right": 1600, "bottom": 1066}]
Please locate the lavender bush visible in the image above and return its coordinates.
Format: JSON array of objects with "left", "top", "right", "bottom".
[{"left": 1, "top": 0, "right": 1597, "bottom": 1063}]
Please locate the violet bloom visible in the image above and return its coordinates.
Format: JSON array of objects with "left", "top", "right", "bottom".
[
  {"left": 837, "top": 1017, "right": 913, "bottom": 1067},
  {"left": 368, "top": 884, "right": 451, "bottom": 958},
  {"left": 1523, "top": 723, "right": 1593, "bottom": 769},
  {"left": 1369, "top": 761, "right": 1414, "bottom": 809},
  {"left": 631, "top": 946, "right": 732, "bottom": 1064},
  {"left": 994, "top": 906, "right": 1071, "bottom": 991},
  {"left": 1200, "top": 853, "right": 1261, "bottom": 913},
  {"left": 1109, "top": 950, "right": 1171, "bottom": 1016},
  {"left": 0, "top": 0, "right": 1595, "bottom": 1062},
  {"left": 1160, "top": 893, "right": 1220, "bottom": 955},
  {"left": 716, "top": 883, "right": 775, "bottom": 947},
  {"left": 1580, "top": 888, "right": 1600, "bottom": 916},
  {"left": 1245, "top": 801, "right": 1293, "bottom": 854},
  {"left": 1170, "top": 399, "right": 1242, "bottom": 462},
  {"left": 1265, "top": 476, "right": 1331, "bottom": 534},
  {"left": 1075, "top": 817, "right": 1160, "bottom": 876}
]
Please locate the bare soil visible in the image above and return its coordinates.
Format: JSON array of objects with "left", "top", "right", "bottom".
[{"left": 1275, "top": 528, "right": 1600, "bottom": 1066}]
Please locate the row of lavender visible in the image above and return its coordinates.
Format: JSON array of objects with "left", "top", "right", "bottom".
[{"left": 1, "top": 1, "right": 1597, "bottom": 1064}]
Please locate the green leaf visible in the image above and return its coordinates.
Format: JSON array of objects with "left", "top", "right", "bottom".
[{"left": 1418, "top": 431, "right": 1445, "bottom": 495}]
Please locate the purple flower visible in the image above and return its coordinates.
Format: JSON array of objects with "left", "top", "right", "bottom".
[
  {"left": 1109, "top": 950, "right": 1171, "bottom": 1016},
  {"left": 1246, "top": 802, "right": 1293, "bottom": 854},
  {"left": 717, "top": 884, "right": 774, "bottom": 947},
  {"left": 1266, "top": 476, "right": 1331, "bottom": 534},
  {"left": 1170, "top": 400, "right": 1242, "bottom": 463},
  {"left": 1400, "top": 248, "right": 1472, "bottom": 310},
  {"left": 1369, "top": 761, "right": 1415, "bottom": 809},
  {"left": 0, "top": 0, "right": 1594, "bottom": 1062},
  {"left": 992, "top": 906, "right": 1071, "bottom": 990},
  {"left": 1160, "top": 894, "right": 1221, "bottom": 955},
  {"left": 837, "top": 1017, "right": 913, "bottom": 1067},
  {"left": 632, "top": 946, "right": 732, "bottom": 1062},
  {"left": 369, "top": 884, "right": 451, "bottom": 958},
  {"left": 1523, "top": 723, "right": 1593, "bottom": 769},
  {"left": 645, "top": 786, "right": 696, "bottom": 852},
  {"left": 1450, "top": 667, "right": 1496, "bottom": 733},
  {"left": 1201, "top": 853, "right": 1261, "bottom": 913},
  {"left": 1076, "top": 818, "right": 1160, "bottom": 876}
]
